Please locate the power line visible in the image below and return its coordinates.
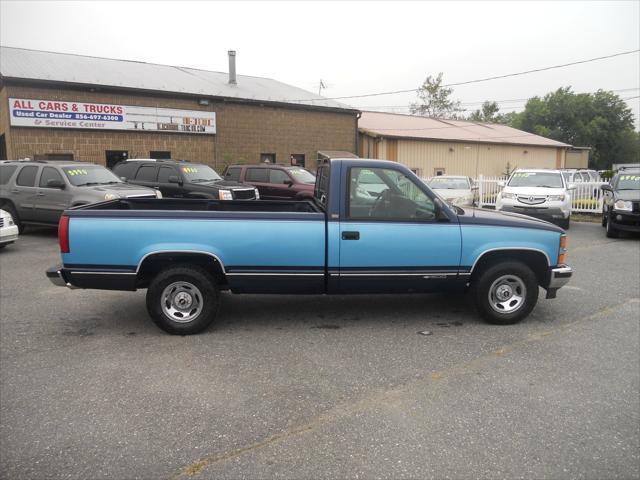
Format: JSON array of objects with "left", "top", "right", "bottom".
[
  {"left": 291, "top": 49, "right": 640, "bottom": 102},
  {"left": 355, "top": 87, "right": 640, "bottom": 109}
]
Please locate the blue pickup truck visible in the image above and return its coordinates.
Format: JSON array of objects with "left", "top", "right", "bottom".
[{"left": 47, "top": 158, "right": 572, "bottom": 335}]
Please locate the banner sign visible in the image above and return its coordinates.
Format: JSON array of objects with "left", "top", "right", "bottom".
[{"left": 9, "top": 98, "right": 216, "bottom": 134}]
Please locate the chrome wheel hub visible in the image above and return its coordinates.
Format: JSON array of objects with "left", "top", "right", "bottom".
[
  {"left": 488, "top": 275, "right": 526, "bottom": 314},
  {"left": 161, "top": 281, "right": 203, "bottom": 323}
]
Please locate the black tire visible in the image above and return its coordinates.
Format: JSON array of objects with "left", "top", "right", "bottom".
[
  {"left": 601, "top": 208, "right": 607, "bottom": 227},
  {"left": 559, "top": 216, "right": 570, "bottom": 230},
  {"left": 0, "top": 244, "right": 6, "bottom": 250},
  {"left": 2, "top": 203, "right": 24, "bottom": 234},
  {"left": 605, "top": 212, "right": 619, "bottom": 238},
  {"left": 146, "top": 264, "right": 219, "bottom": 335},
  {"left": 471, "top": 261, "right": 539, "bottom": 325}
]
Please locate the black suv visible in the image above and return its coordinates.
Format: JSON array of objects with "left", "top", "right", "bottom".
[
  {"left": 113, "top": 159, "right": 258, "bottom": 200},
  {"left": 601, "top": 167, "right": 640, "bottom": 238}
]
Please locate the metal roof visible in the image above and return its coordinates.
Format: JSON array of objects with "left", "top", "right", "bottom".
[
  {"left": 359, "top": 111, "right": 571, "bottom": 148},
  {"left": 0, "top": 46, "right": 355, "bottom": 111}
]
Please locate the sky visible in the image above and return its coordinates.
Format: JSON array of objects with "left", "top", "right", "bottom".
[{"left": 1, "top": 0, "right": 639, "bottom": 127}]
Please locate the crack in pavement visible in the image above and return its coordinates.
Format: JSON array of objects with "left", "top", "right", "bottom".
[{"left": 168, "top": 297, "right": 639, "bottom": 479}]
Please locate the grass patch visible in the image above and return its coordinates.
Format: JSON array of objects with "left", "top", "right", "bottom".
[{"left": 572, "top": 213, "right": 601, "bottom": 223}]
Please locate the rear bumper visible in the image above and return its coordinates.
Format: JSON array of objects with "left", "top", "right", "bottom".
[{"left": 46, "top": 264, "right": 137, "bottom": 290}]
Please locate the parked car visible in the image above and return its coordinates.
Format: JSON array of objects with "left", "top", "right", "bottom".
[
  {"left": 0, "top": 160, "right": 160, "bottom": 232},
  {"left": 47, "top": 158, "right": 572, "bottom": 335},
  {"left": 0, "top": 209, "right": 19, "bottom": 249},
  {"left": 496, "top": 169, "right": 574, "bottom": 229},
  {"left": 223, "top": 164, "right": 316, "bottom": 200},
  {"left": 561, "top": 169, "right": 600, "bottom": 183},
  {"left": 601, "top": 167, "right": 640, "bottom": 238},
  {"left": 114, "top": 159, "right": 258, "bottom": 200},
  {"left": 426, "top": 175, "right": 478, "bottom": 206}
]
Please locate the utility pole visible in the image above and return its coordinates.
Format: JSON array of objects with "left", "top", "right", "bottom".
[{"left": 318, "top": 79, "right": 327, "bottom": 96}]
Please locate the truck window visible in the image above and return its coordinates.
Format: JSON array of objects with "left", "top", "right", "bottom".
[
  {"left": 157, "top": 167, "right": 177, "bottom": 183},
  {"left": 269, "top": 169, "right": 290, "bottom": 184},
  {"left": 348, "top": 167, "right": 436, "bottom": 221},
  {"left": 0, "top": 165, "right": 18, "bottom": 184},
  {"left": 16, "top": 166, "right": 38, "bottom": 187},
  {"left": 225, "top": 167, "right": 241, "bottom": 181},
  {"left": 246, "top": 168, "right": 268, "bottom": 182},
  {"left": 135, "top": 165, "right": 158, "bottom": 182},
  {"left": 39, "top": 167, "right": 64, "bottom": 188}
]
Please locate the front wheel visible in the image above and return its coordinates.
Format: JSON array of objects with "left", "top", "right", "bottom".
[
  {"left": 559, "top": 216, "right": 570, "bottom": 230},
  {"left": 472, "top": 261, "right": 539, "bottom": 325},
  {"left": 605, "top": 212, "right": 619, "bottom": 238},
  {"left": 146, "top": 265, "right": 219, "bottom": 335}
]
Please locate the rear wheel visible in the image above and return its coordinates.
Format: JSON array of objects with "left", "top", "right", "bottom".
[
  {"left": 472, "top": 261, "right": 539, "bottom": 325},
  {"left": 146, "top": 264, "right": 219, "bottom": 335}
]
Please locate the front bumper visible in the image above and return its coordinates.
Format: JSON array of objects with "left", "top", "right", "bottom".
[
  {"left": 498, "top": 204, "right": 569, "bottom": 221},
  {"left": 609, "top": 210, "right": 640, "bottom": 233},
  {"left": 548, "top": 264, "right": 573, "bottom": 290},
  {"left": 0, "top": 224, "right": 19, "bottom": 244}
]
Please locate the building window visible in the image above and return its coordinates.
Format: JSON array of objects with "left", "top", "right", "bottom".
[
  {"left": 260, "top": 153, "right": 276, "bottom": 163},
  {"left": 106, "top": 151, "right": 128, "bottom": 170},
  {"left": 434, "top": 168, "right": 445, "bottom": 176},
  {"left": 150, "top": 151, "right": 171, "bottom": 159},
  {"left": 410, "top": 168, "right": 422, "bottom": 177},
  {"left": 290, "top": 154, "right": 305, "bottom": 167},
  {"left": 34, "top": 153, "right": 74, "bottom": 161}
]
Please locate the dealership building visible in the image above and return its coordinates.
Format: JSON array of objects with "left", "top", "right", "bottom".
[{"left": 0, "top": 47, "right": 359, "bottom": 170}]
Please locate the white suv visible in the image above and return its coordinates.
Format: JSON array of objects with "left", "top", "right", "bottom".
[{"left": 496, "top": 169, "right": 574, "bottom": 229}]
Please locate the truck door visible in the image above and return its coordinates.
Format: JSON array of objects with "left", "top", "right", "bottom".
[
  {"left": 11, "top": 165, "right": 40, "bottom": 221},
  {"left": 35, "top": 166, "right": 71, "bottom": 224},
  {"left": 337, "top": 165, "right": 462, "bottom": 293}
]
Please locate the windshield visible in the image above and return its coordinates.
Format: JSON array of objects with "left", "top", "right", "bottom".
[
  {"left": 286, "top": 167, "right": 316, "bottom": 184},
  {"left": 508, "top": 172, "right": 564, "bottom": 188},
  {"left": 428, "top": 177, "right": 470, "bottom": 189},
  {"left": 616, "top": 173, "right": 640, "bottom": 190},
  {"left": 179, "top": 164, "right": 222, "bottom": 182},
  {"left": 62, "top": 165, "right": 123, "bottom": 186}
]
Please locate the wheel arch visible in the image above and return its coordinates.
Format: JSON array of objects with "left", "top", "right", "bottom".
[
  {"left": 470, "top": 248, "right": 550, "bottom": 287},
  {"left": 136, "top": 251, "right": 227, "bottom": 288}
]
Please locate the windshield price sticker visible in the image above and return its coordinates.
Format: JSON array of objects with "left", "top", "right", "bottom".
[
  {"left": 620, "top": 175, "right": 639, "bottom": 181},
  {"left": 182, "top": 167, "right": 198, "bottom": 173},
  {"left": 513, "top": 172, "right": 534, "bottom": 177},
  {"left": 66, "top": 169, "right": 89, "bottom": 176}
]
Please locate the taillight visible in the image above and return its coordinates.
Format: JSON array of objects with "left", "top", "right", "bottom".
[
  {"left": 58, "top": 215, "right": 70, "bottom": 253},
  {"left": 557, "top": 234, "right": 567, "bottom": 265}
]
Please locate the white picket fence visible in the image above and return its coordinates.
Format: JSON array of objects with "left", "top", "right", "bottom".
[{"left": 474, "top": 175, "right": 607, "bottom": 213}]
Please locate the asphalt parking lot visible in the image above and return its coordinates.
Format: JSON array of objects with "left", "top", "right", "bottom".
[{"left": 1, "top": 221, "right": 639, "bottom": 479}]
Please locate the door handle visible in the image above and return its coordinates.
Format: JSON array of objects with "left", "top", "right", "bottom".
[
  {"left": 11, "top": 189, "right": 19, "bottom": 193},
  {"left": 37, "top": 192, "right": 45, "bottom": 196},
  {"left": 342, "top": 231, "right": 360, "bottom": 240}
]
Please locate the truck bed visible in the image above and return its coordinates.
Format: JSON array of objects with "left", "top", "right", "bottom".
[{"left": 74, "top": 198, "right": 322, "bottom": 213}]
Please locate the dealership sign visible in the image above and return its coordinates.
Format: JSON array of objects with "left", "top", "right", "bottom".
[{"left": 9, "top": 98, "right": 216, "bottom": 135}]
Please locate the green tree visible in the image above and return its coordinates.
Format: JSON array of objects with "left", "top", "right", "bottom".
[
  {"left": 468, "top": 101, "right": 501, "bottom": 123},
  {"left": 508, "top": 87, "right": 638, "bottom": 169},
  {"left": 410, "top": 73, "right": 462, "bottom": 118}
]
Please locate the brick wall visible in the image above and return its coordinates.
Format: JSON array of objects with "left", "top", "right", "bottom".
[{"left": 0, "top": 83, "right": 357, "bottom": 170}]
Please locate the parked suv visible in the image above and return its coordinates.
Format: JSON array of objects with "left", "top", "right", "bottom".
[
  {"left": 114, "top": 159, "right": 258, "bottom": 200},
  {"left": 0, "top": 160, "right": 160, "bottom": 231},
  {"left": 601, "top": 167, "right": 640, "bottom": 238},
  {"left": 496, "top": 169, "right": 574, "bottom": 229},
  {"left": 223, "top": 164, "right": 316, "bottom": 200}
]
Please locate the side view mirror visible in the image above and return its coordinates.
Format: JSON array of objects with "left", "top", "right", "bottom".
[
  {"left": 168, "top": 175, "right": 181, "bottom": 185},
  {"left": 497, "top": 181, "right": 506, "bottom": 187},
  {"left": 471, "top": 184, "right": 479, "bottom": 190},
  {"left": 567, "top": 183, "right": 576, "bottom": 191},
  {"left": 600, "top": 184, "right": 613, "bottom": 192},
  {"left": 47, "top": 179, "right": 65, "bottom": 189},
  {"left": 120, "top": 176, "right": 127, "bottom": 181},
  {"left": 284, "top": 179, "right": 293, "bottom": 187}
]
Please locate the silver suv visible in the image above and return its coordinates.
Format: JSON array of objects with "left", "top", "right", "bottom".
[{"left": 0, "top": 160, "right": 160, "bottom": 231}]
